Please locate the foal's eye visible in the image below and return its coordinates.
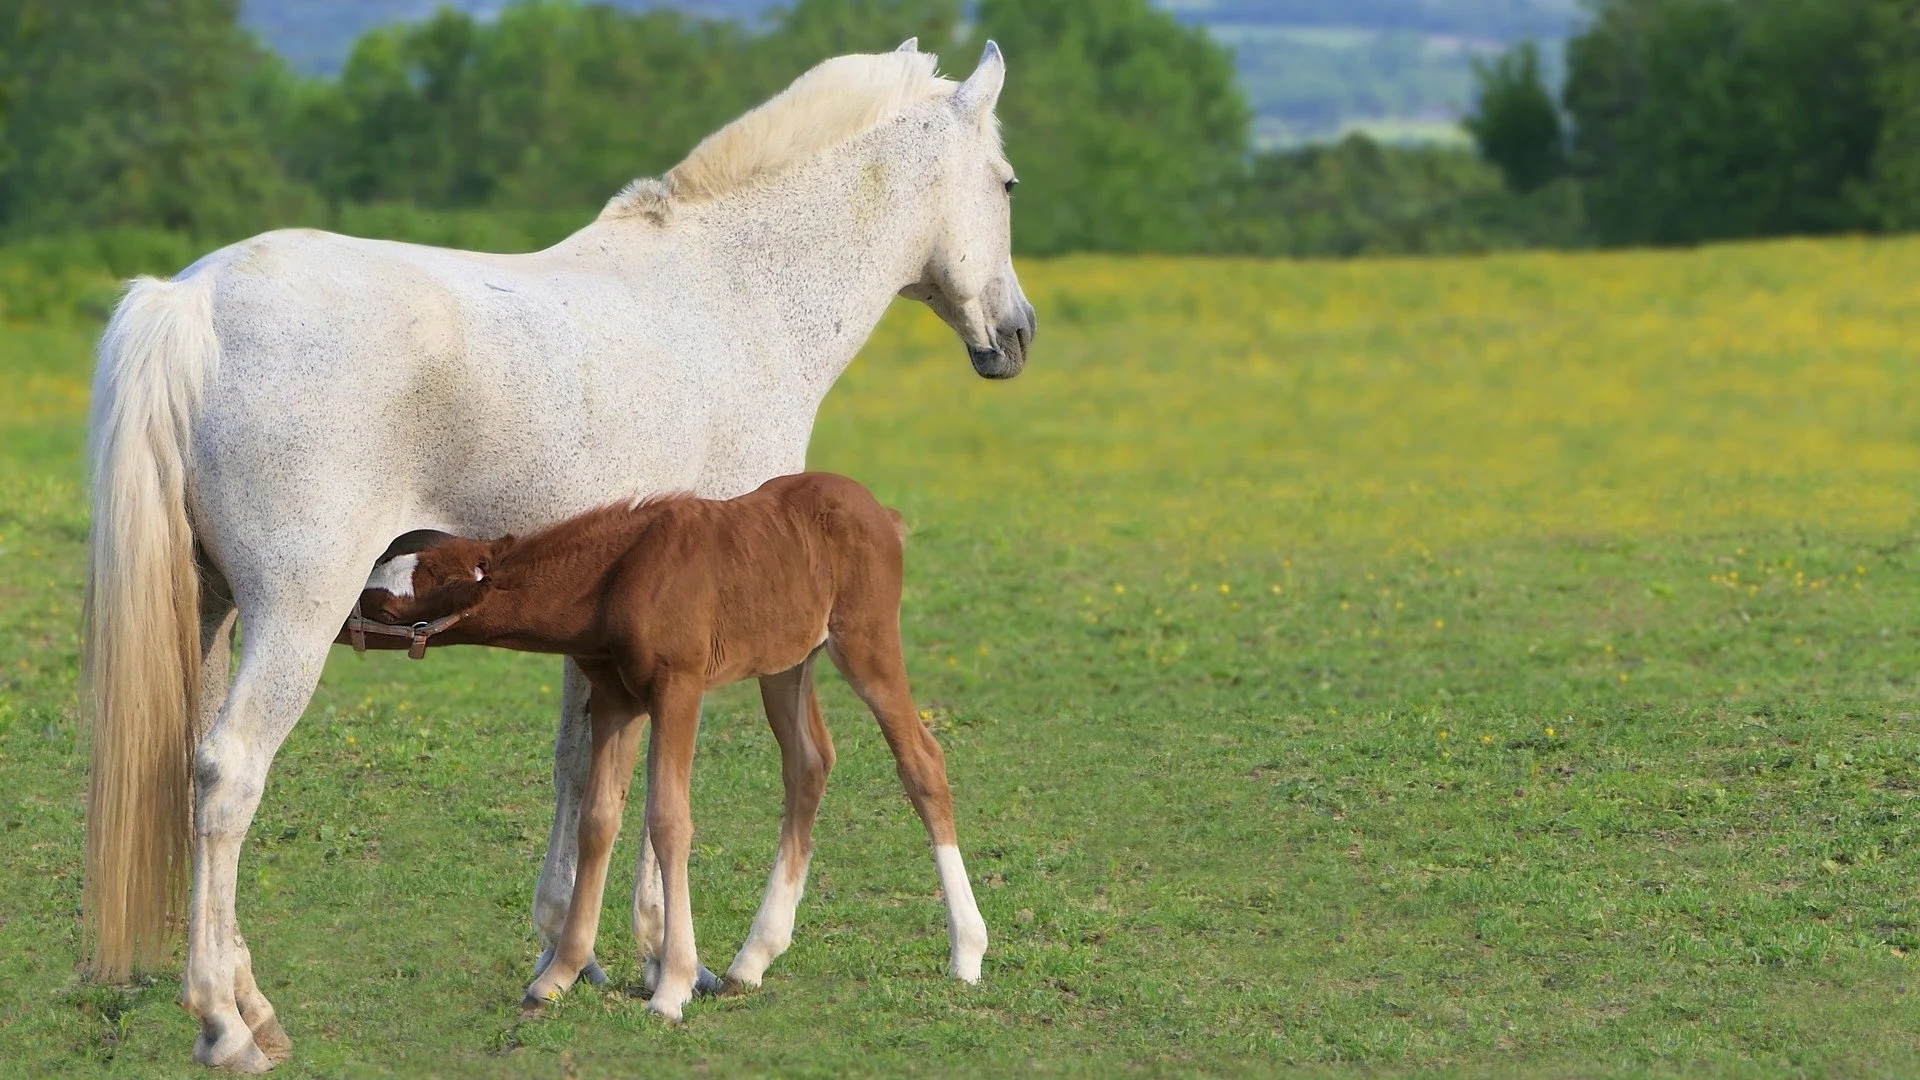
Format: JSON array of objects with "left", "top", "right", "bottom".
[{"left": 1004, "top": 177, "right": 1019, "bottom": 194}]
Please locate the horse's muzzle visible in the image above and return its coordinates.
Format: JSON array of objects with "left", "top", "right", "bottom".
[{"left": 970, "top": 303, "right": 1036, "bottom": 380}]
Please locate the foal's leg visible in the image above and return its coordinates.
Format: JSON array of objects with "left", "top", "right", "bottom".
[
  {"left": 531, "top": 658, "right": 608, "bottom": 987},
  {"left": 635, "top": 802, "right": 723, "bottom": 996},
  {"left": 829, "top": 627, "right": 989, "bottom": 982},
  {"left": 724, "top": 655, "right": 836, "bottom": 992},
  {"left": 524, "top": 671, "right": 644, "bottom": 1008},
  {"left": 642, "top": 675, "right": 707, "bottom": 1020}
]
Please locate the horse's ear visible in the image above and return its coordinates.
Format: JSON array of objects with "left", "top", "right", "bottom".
[
  {"left": 953, "top": 40, "right": 1005, "bottom": 120},
  {"left": 895, "top": 37, "right": 918, "bottom": 54}
]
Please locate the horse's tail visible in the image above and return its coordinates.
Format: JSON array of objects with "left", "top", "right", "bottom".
[{"left": 83, "top": 272, "right": 221, "bottom": 980}]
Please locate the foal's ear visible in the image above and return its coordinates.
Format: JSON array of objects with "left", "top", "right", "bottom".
[
  {"left": 473, "top": 535, "right": 515, "bottom": 581},
  {"left": 953, "top": 41, "right": 1006, "bottom": 120},
  {"left": 895, "top": 37, "right": 918, "bottom": 54}
]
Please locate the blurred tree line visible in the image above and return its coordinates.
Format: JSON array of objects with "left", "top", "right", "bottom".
[
  {"left": 0, "top": 0, "right": 1246, "bottom": 256},
  {"left": 0, "top": 0, "right": 1917, "bottom": 266}
]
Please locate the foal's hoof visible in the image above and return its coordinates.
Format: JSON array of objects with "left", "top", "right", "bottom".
[
  {"left": 717, "top": 975, "right": 754, "bottom": 998},
  {"left": 636, "top": 960, "right": 723, "bottom": 999},
  {"left": 533, "top": 945, "right": 607, "bottom": 987}
]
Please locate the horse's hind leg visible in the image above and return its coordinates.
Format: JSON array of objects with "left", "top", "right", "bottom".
[
  {"left": 184, "top": 599, "right": 339, "bottom": 1072},
  {"left": 724, "top": 655, "right": 835, "bottom": 992},
  {"left": 828, "top": 626, "right": 989, "bottom": 982},
  {"left": 531, "top": 659, "right": 607, "bottom": 988},
  {"left": 193, "top": 567, "right": 293, "bottom": 1065}
]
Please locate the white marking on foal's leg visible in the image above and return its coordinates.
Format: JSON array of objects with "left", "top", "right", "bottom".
[
  {"left": 934, "top": 845, "right": 989, "bottom": 982},
  {"left": 726, "top": 847, "right": 809, "bottom": 988},
  {"left": 363, "top": 553, "right": 418, "bottom": 597}
]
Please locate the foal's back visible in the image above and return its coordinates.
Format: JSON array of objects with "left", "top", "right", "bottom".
[{"left": 612, "top": 473, "right": 904, "bottom": 685}]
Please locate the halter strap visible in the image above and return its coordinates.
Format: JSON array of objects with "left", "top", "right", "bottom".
[{"left": 346, "top": 600, "right": 467, "bottom": 660}]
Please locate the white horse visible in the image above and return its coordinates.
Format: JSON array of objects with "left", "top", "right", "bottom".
[{"left": 83, "top": 42, "right": 1032, "bottom": 1072}]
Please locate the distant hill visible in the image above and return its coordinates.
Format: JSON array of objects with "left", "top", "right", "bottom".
[
  {"left": 1167, "top": 1, "right": 1580, "bottom": 145},
  {"left": 240, "top": 0, "right": 1585, "bottom": 146}
]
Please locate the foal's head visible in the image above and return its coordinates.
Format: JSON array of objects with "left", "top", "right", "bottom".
[{"left": 359, "top": 537, "right": 505, "bottom": 625}]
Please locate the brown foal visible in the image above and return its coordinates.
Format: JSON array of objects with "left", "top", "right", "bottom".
[{"left": 344, "top": 472, "right": 988, "bottom": 1020}]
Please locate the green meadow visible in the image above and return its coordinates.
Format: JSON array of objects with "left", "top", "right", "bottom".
[{"left": 6, "top": 240, "right": 1920, "bottom": 1076}]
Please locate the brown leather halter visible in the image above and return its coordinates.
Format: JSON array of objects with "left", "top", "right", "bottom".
[{"left": 345, "top": 601, "right": 467, "bottom": 660}]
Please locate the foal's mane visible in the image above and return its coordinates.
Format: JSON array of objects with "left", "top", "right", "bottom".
[
  {"left": 601, "top": 50, "right": 954, "bottom": 223},
  {"left": 499, "top": 494, "right": 694, "bottom": 570}
]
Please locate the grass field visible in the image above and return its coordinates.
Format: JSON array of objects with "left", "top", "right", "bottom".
[{"left": 6, "top": 238, "right": 1920, "bottom": 1076}]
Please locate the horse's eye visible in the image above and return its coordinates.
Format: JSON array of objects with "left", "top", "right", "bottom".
[{"left": 1004, "top": 177, "right": 1019, "bottom": 194}]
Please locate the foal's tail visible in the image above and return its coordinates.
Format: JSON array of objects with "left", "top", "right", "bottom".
[{"left": 83, "top": 272, "right": 221, "bottom": 980}]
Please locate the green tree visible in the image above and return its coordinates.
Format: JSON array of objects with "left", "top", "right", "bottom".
[
  {"left": 1463, "top": 41, "right": 1564, "bottom": 194},
  {"left": 0, "top": 0, "right": 313, "bottom": 237},
  {"left": 1859, "top": 0, "right": 1920, "bottom": 229},
  {"left": 756, "top": 0, "right": 961, "bottom": 79},
  {"left": 296, "top": 0, "right": 961, "bottom": 212},
  {"left": 1564, "top": 0, "right": 1882, "bottom": 245},
  {"left": 972, "top": 0, "right": 1251, "bottom": 255},
  {"left": 1211, "top": 135, "right": 1586, "bottom": 258}
]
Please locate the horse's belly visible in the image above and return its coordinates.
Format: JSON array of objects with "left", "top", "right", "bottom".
[{"left": 191, "top": 238, "right": 816, "bottom": 557}]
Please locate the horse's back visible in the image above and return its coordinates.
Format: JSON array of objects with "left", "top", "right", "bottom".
[{"left": 181, "top": 227, "right": 708, "bottom": 536}]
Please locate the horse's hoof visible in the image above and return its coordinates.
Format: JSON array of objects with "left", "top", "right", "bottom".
[
  {"left": 196, "top": 1031, "right": 275, "bottom": 1074},
  {"left": 518, "top": 994, "right": 550, "bottom": 1019},
  {"left": 693, "top": 965, "right": 723, "bottom": 997},
  {"left": 248, "top": 1014, "right": 294, "bottom": 1065},
  {"left": 646, "top": 998, "right": 686, "bottom": 1024},
  {"left": 717, "top": 976, "right": 755, "bottom": 998}
]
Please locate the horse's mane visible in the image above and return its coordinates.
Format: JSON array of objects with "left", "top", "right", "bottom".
[{"left": 601, "top": 50, "right": 954, "bottom": 223}]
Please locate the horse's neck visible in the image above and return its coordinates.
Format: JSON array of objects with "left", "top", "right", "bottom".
[{"left": 663, "top": 138, "right": 937, "bottom": 394}]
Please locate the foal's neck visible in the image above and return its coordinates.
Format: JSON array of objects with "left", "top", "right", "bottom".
[{"left": 467, "top": 504, "right": 660, "bottom": 649}]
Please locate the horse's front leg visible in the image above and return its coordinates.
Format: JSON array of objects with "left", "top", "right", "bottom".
[
  {"left": 530, "top": 658, "right": 608, "bottom": 988},
  {"left": 525, "top": 669, "right": 644, "bottom": 1007}
]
